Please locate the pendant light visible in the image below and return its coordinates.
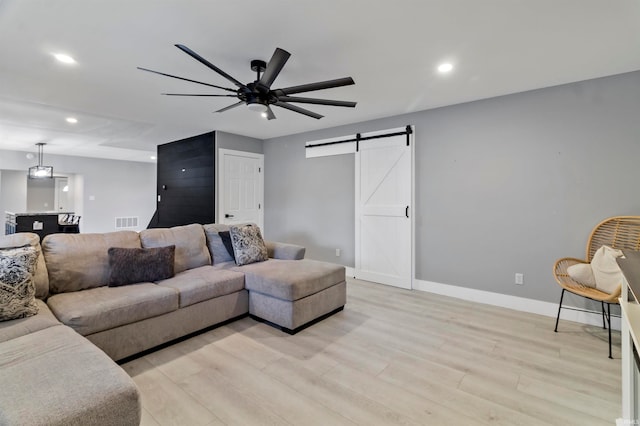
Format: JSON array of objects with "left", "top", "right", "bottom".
[{"left": 28, "top": 143, "right": 53, "bottom": 179}]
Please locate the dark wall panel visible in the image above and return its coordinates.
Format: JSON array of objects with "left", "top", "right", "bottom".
[{"left": 152, "top": 131, "right": 215, "bottom": 228}]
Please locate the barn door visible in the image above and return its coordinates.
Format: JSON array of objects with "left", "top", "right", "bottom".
[{"left": 355, "top": 129, "right": 413, "bottom": 289}]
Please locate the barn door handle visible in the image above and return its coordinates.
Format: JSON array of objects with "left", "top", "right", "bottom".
[
  {"left": 225, "top": 214, "right": 234, "bottom": 218},
  {"left": 405, "top": 206, "right": 409, "bottom": 218}
]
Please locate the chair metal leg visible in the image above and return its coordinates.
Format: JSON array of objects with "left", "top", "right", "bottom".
[
  {"left": 606, "top": 302, "right": 612, "bottom": 359},
  {"left": 601, "top": 301, "right": 607, "bottom": 329},
  {"left": 554, "top": 289, "right": 565, "bottom": 332}
]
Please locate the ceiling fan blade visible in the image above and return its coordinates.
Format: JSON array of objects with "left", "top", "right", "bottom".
[
  {"left": 278, "top": 96, "right": 356, "bottom": 108},
  {"left": 137, "top": 67, "right": 236, "bottom": 92},
  {"left": 274, "top": 101, "right": 323, "bottom": 119},
  {"left": 175, "top": 44, "right": 246, "bottom": 89},
  {"left": 275, "top": 77, "right": 355, "bottom": 95},
  {"left": 162, "top": 93, "right": 237, "bottom": 97},
  {"left": 215, "top": 101, "right": 244, "bottom": 113},
  {"left": 265, "top": 106, "right": 276, "bottom": 120},
  {"left": 258, "top": 48, "right": 291, "bottom": 88}
]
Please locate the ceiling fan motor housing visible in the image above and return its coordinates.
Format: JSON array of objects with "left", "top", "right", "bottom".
[{"left": 242, "top": 83, "right": 272, "bottom": 111}]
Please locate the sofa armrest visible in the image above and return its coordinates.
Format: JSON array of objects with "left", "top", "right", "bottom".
[{"left": 265, "top": 241, "right": 306, "bottom": 260}]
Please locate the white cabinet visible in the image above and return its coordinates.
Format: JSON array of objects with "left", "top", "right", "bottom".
[{"left": 618, "top": 253, "right": 640, "bottom": 424}]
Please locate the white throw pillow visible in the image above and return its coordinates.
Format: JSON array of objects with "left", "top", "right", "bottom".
[
  {"left": 567, "top": 263, "right": 596, "bottom": 288},
  {"left": 590, "top": 245, "right": 624, "bottom": 295}
]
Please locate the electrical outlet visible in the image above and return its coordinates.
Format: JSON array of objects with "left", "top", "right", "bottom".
[
  {"left": 515, "top": 273, "right": 524, "bottom": 285},
  {"left": 335, "top": 248, "right": 341, "bottom": 257}
]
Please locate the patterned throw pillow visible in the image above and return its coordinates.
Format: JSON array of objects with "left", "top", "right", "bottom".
[
  {"left": 108, "top": 245, "right": 176, "bottom": 287},
  {"left": 0, "top": 245, "right": 39, "bottom": 321},
  {"left": 229, "top": 224, "right": 268, "bottom": 266}
]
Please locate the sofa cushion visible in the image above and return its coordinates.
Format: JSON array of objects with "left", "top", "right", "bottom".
[
  {"left": 43, "top": 231, "right": 141, "bottom": 294},
  {"left": 47, "top": 283, "right": 178, "bottom": 336},
  {"left": 140, "top": 224, "right": 211, "bottom": 273},
  {"left": 108, "top": 245, "right": 175, "bottom": 287},
  {"left": 0, "top": 232, "right": 48, "bottom": 298},
  {"left": 156, "top": 265, "right": 245, "bottom": 308},
  {"left": 0, "top": 245, "right": 39, "bottom": 321},
  {"left": 0, "top": 325, "right": 141, "bottom": 426},
  {"left": 229, "top": 223, "right": 268, "bottom": 266},
  {"left": 234, "top": 259, "right": 345, "bottom": 301},
  {"left": 203, "top": 223, "right": 234, "bottom": 264},
  {"left": 0, "top": 299, "right": 59, "bottom": 343}
]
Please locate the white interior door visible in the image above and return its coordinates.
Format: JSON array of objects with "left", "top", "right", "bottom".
[
  {"left": 218, "top": 149, "right": 264, "bottom": 230},
  {"left": 355, "top": 131, "right": 413, "bottom": 289}
]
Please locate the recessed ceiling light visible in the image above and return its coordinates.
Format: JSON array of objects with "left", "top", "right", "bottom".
[
  {"left": 261, "top": 112, "right": 268, "bottom": 118},
  {"left": 437, "top": 63, "right": 453, "bottom": 73},
  {"left": 53, "top": 53, "right": 76, "bottom": 64},
  {"left": 65, "top": 117, "right": 78, "bottom": 124},
  {"left": 150, "top": 156, "right": 157, "bottom": 160}
]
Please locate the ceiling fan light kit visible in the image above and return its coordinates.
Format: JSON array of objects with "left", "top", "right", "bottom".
[
  {"left": 138, "top": 44, "right": 356, "bottom": 120},
  {"left": 246, "top": 102, "right": 268, "bottom": 113}
]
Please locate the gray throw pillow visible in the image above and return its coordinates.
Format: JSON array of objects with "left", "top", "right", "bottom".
[
  {"left": 0, "top": 245, "right": 39, "bottom": 321},
  {"left": 203, "top": 224, "right": 233, "bottom": 264},
  {"left": 229, "top": 224, "right": 268, "bottom": 266},
  {"left": 218, "top": 231, "right": 236, "bottom": 261},
  {"left": 108, "top": 245, "right": 175, "bottom": 287}
]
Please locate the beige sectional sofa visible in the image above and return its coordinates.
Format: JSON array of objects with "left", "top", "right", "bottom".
[
  {"left": 0, "top": 233, "right": 140, "bottom": 426},
  {"left": 0, "top": 223, "right": 346, "bottom": 425}
]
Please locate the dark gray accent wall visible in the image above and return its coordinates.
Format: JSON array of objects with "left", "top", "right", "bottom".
[{"left": 263, "top": 70, "right": 640, "bottom": 304}]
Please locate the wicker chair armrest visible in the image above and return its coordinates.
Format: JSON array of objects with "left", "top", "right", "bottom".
[{"left": 553, "top": 257, "right": 588, "bottom": 287}]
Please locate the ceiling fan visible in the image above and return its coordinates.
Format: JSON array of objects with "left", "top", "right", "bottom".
[{"left": 138, "top": 44, "right": 356, "bottom": 120}]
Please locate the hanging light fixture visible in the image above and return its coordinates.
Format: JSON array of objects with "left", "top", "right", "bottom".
[{"left": 28, "top": 143, "right": 53, "bottom": 179}]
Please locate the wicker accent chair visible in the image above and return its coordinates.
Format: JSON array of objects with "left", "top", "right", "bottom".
[{"left": 553, "top": 216, "right": 640, "bottom": 358}]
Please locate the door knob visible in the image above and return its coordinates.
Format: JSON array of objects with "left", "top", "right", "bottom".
[{"left": 225, "top": 214, "right": 234, "bottom": 218}]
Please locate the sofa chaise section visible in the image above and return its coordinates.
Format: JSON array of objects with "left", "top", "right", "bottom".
[
  {"left": 204, "top": 223, "right": 346, "bottom": 332},
  {"left": 0, "top": 325, "right": 140, "bottom": 426},
  {"left": 235, "top": 258, "right": 346, "bottom": 333}
]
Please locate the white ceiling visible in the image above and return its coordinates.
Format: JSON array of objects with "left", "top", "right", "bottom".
[{"left": 0, "top": 0, "right": 638, "bottom": 163}]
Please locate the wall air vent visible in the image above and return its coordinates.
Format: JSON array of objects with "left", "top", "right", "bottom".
[{"left": 115, "top": 216, "right": 139, "bottom": 230}]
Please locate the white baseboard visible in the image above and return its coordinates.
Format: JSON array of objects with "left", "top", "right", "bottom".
[
  {"left": 338, "top": 266, "right": 620, "bottom": 330},
  {"left": 412, "top": 279, "right": 621, "bottom": 331}
]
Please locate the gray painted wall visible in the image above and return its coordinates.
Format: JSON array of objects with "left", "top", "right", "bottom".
[
  {"left": 216, "top": 131, "right": 263, "bottom": 154},
  {"left": 0, "top": 170, "right": 27, "bottom": 221},
  {"left": 263, "top": 70, "right": 640, "bottom": 305},
  {"left": 0, "top": 151, "right": 156, "bottom": 234},
  {"left": 26, "top": 178, "right": 55, "bottom": 212}
]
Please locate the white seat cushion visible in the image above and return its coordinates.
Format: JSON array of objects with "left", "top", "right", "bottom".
[{"left": 567, "top": 263, "right": 596, "bottom": 288}]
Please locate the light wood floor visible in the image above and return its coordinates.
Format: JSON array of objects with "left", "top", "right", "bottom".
[{"left": 122, "top": 278, "right": 621, "bottom": 426}]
